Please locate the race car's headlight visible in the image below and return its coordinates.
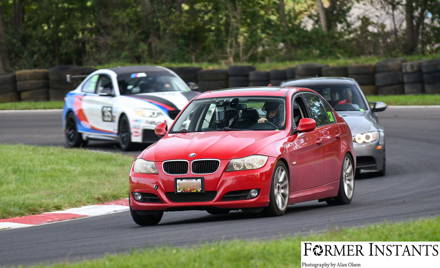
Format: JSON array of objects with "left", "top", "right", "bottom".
[
  {"left": 135, "top": 108, "right": 162, "bottom": 118},
  {"left": 353, "top": 131, "right": 379, "bottom": 144},
  {"left": 133, "top": 159, "right": 158, "bottom": 174},
  {"left": 226, "top": 155, "right": 268, "bottom": 171}
]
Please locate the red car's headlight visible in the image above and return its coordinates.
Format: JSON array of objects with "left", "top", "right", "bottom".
[
  {"left": 226, "top": 155, "right": 268, "bottom": 171},
  {"left": 133, "top": 159, "right": 158, "bottom": 174}
]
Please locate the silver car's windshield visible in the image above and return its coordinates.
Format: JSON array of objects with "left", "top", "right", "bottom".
[
  {"left": 295, "top": 84, "right": 368, "bottom": 111},
  {"left": 118, "top": 71, "right": 190, "bottom": 95},
  {"left": 171, "top": 97, "right": 286, "bottom": 133}
]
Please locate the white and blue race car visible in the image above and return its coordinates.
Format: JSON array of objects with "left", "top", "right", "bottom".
[{"left": 63, "top": 66, "right": 200, "bottom": 150}]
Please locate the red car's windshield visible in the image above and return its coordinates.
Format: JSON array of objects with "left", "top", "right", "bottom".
[{"left": 171, "top": 97, "right": 286, "bottom": 133}]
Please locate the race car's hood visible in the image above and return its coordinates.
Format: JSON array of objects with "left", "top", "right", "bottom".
[
  {"left": 123, "top": 91, "right": 200, "bottom": 113},
  {"left": 336, "top": 110, "right": 380, "bottom": 135},
  {"left": 140, "top": 131, "right": 286, "bottom": 161}
]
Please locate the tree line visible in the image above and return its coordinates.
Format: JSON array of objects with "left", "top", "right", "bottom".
[{"left": 0, "top": 0, "right": 438, "bottom": 73}]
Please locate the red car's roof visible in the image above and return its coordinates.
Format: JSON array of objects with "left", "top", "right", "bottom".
[{"left": 196, "top": 87, "right": 312, "bottom": 99}]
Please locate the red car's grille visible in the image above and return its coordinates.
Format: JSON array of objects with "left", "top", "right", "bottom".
[
  {"left": 192, "top": 160, "right": 220, "bottom": 174},
  {"left": 165, "top": 192, "right": 217, "bottom": 202},
  {"left": 163, "top": 161, "right": 188, "bottom": 174}
]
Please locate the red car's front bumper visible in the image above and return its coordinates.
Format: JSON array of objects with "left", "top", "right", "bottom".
[{"left": 129, "top": 157, "right": 277, "bottom": 211}]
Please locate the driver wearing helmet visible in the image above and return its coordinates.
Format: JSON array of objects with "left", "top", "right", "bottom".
[{"left": 258, "top": 101, "right": 281, "bottom": 127}]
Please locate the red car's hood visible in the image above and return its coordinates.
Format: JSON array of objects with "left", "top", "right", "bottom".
[{"left": 141, "top": 131, "right": 287, "bottom": 161}]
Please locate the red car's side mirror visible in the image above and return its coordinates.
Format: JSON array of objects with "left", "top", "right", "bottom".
[
  {"left": 154, "top": 122, "right": 168, "bottom": 137},
  {"left": 297, "top": 118, "right": 316, "bottom": 132}
]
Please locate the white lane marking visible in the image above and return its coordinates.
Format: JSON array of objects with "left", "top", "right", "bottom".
[
  {"left": 387, "top": 106, "right": 440, "bottom": 109},
  {"left": 50, "top": 205, "right": 129, "bottom": 217},
  {"left": 0, "top": 222, "right": 33, "bottom": 230}
]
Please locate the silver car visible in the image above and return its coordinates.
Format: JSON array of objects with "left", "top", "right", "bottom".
[{"left": 281, "top": 77, "right": 387, "bottom": 176}]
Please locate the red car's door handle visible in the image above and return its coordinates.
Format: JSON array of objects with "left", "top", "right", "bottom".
[
  {"left": 335, "top": 134, "right": 341, "bottom": 139},
  {"left": 316, "top": 138, "right": 323, "bottom": 145}
]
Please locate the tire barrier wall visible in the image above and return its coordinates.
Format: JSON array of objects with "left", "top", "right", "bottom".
[{"left": 1, "top": 58, "right": 439, "bottom": 103}]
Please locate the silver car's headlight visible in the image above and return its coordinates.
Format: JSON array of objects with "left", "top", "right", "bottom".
[
  {"left": 226, "top": 155, "right": 268, "bottom": 171},
  {"left": 135, "top": 108, "right": 162, "bottom": 118},
  {"left": 133, "top": 159, "right": 158, "bottom": 174},
  {"left": 353, "top": 131, "right": 379, "bottom": 144}
]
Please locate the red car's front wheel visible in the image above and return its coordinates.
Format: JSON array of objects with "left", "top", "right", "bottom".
[{"left": 264, "top": 161, "right": 290, "bottom": 216}]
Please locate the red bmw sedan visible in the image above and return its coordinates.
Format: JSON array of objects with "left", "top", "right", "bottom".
[{"left": 129, "top": 87, "right": 355, "bottom": 226}]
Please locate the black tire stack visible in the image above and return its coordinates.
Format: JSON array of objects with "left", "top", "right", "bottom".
[
  {"left": 0, "top": 73, "right": 18, "bottom": 103},
  {"left": 402, "top": 61, "right": 424, "bottom": 94},
  {"left": 286, "top": 67, "right": 296, "bottom": 81},
  {"left": 269, "top": 69, "right": 287, "bottom": 86},
  {"left": 49, "top": 66, "right": 96, "bottom": 100},
  {"left": 249, "top": 71, "right": 270, "bottom": 86},
  {"left": 15, "top": 69, "right": 49, "bottom": 101},
  {"left": 322, "top": 66, "right": 348, "bottom": 77},
  {"left": 347, "top": 64, "right": 376, "bottom": 95},
  {"left": 295, "top": 63, "right": 327, "bottom": 79},
  {"left": 171, "top": 67, "right": 202, "bottom": 84},
  {"left": 197, "top": 69, "right": 228, "bottom": 91},
  {"left": 421, "top": 59, "right": 440, "bottom": 94},
  {"left": 228, "top": 65, "right": 255, "bottom": 87},
  {"left": 375, "top": 59, "right": 405, "bottom": 95}
]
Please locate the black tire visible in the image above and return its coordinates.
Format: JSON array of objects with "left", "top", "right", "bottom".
[
  {"left": 228, "top": 76, "right": 249, "bottom": 87},
  {"left": 270, "top": 70, "right": 287, "bottom": 81},
  {"left": 206, "top": 208, "right": 230, "bottom": 215},
  {"left": 421, "top": 59, "right": 440, "bottom": 73},
  {"left": 286, "top": 67, "right": 296, "bottom": 79},
  {"left": 130, "top": 208, "right": 163, "bottom": 226},
  {"left": 295, "top": 63, "right": 326, "bottom": 76},
  {"left": 359, "top": 85, "right": 377, "bottom": 95},
  {"left": 424, "top": 83, "right": 440, "bottom": 94},
  {"left": 375, "top": 72, "right": 403, "bottom": 87},
  {"left": 228, "top": 65, "right": 255, "bottom": 76},
  {"left": 249, "top": 80, "right": 270, "bottom": 86},
  {"left": 49, "top": 65, "right": 96, "bottom": 81},
  {"left": 322, "top": 66, "right": 348, "bottom": 77},
  {"left": 326, "top": 154, "right": 354, "bottom": 205},
  {"left": 377, "top": 84, "right": 404, "bottom": 95},
  {"left": 0, "top": 73, "right": 16, "bottom": 85},
  {"left": 49, "top": 89, "right": 69, "bottom": 100},
  {"left": 0, "top": 91, "right": 19, "bottom": 103},
  {"left": 65, "top": 112, "right": 85, "bottom": 148},
  {"left": 402, "top": 61, "right": 422, "bottom": 73},
  {"left": 16, "top": 80, "right": 49, "bottom": 92},
  {"left": 423, "top": 72, "right": 440, "bottom": 84},
  {"left": 0, "top": 83, "right": 16, "bottom": 93},
  {"left": 198, "top": 80, "right": 228, "bottom": 91},
  {"left": 404, "top": 83, "right": 424, "bottom": 94},
  {"left": 118, "top": 114, "right": 136, "bottom": 151},
  {"left": 16, "top": 69, "right": 48, "bottom": 81},
  {"left": 403, "top": 72, "right": 423, "bottom": 83},
  {"left": 198, "top": 69, "right": 228, "bottom": 81},
  {"left": 376, "top": 58, "right": 404, "bottom": 73},
  {"left": 376, "top": 154, "right": 386, "bottom": 177},
  {"left": 270, "top": 80, "right": 284, "bottom": 86},
  {"left": 20, "top": 89, "right": 49, "bottom": 101},
  {"left": 172, "top": 67, "right": 201, "bottom": 83},
  {"left": 249, "top": 71, "right": 270, "bottom": 81},
  {"left": 347, "top": 64, "right": 375, "bottom": 75},
  {"left": 349, "top": 74, "right": 375, "bottom": 85},
  {"left": 263, "top": 161, "right": 290, "bottom": 216}
]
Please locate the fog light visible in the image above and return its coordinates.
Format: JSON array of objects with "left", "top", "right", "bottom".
[
  {"left": 248, "top": 189, "right": 259, "bottom": 199},
  {"left": 133, "top": 192, "right": 142, "bottom": 201}
]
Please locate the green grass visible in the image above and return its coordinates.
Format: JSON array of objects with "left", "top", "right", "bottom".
[
  {"left": 0, "top": 144, "right": 132, "bottom": 218},
  {"left": 0, "top": 101, "right": 64, "bottom": 110},
  {"left": 31, "top": 216, "right": 440, "bottom": 268},
  {"left": 366, "top": 94, "right": 440, "bottom": 105},
  {"left": 96, "top": 53, "right": 440, "bottom": 70}
]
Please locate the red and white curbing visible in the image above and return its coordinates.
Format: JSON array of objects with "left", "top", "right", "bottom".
[{"left": 0, "top": 199, "right": 129, "bottom": 231}]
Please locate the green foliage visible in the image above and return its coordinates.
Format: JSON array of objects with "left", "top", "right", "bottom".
[{"left": 0, "top": 0, "right": 439, "bottom": 69}]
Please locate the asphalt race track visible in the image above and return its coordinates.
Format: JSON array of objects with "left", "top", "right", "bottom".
[{"left": 0, "top": 107, "right": 440, "bottom": 266}]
